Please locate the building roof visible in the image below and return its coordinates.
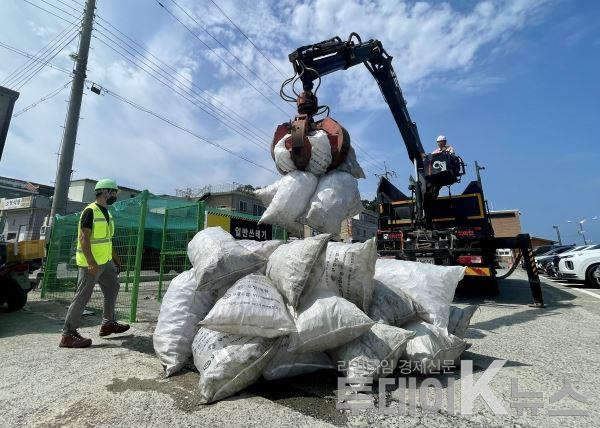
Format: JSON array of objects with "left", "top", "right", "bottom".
[
  {"left": 489, "top": 209, "right": 521, "bottom": 216},
  {"left": 70, "top": 178, "right": 141, "bottom": 193}
]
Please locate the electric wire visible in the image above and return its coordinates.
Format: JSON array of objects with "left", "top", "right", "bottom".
[
  {"left": 154, "top": 0, "right": 291, "bottom": 117},
  {"left": 95, "top": 15, "right": 273, "bottom": 141},
  {"left": 93, "top": 33, "right": 272, "bottom": 154},
  {"left": 1, "top": 20, "right": 76, "bottom": 85},
  {"left": 12, "top": 80, "right": 72, "bottom": 117},
  {"left": 99, "top": 84, "right": 278, "bottom": 175},
  {"left": 206, "top": 0, "right": 287, "bottom": 78}
]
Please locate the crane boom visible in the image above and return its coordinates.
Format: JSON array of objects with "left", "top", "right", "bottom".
[{"left": 289, "top": 35, "right": 426, "bottom": 168}]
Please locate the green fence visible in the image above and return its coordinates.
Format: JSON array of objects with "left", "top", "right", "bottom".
[{"left": 41, "top": 193, "right": 285, "bottom": 323}]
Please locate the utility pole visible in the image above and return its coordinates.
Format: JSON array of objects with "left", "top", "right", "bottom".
[
  {"left": 475, "top": 161, "right": 485, "bottom": 187},
  {"left": 49, "top": 0, "right": 96, "bottom": 222},
  {"left": 375, "top": 161, "right": 397, "bottom": 182},
  {"left": 552, "top": 225, "right": 562, "bottom": 245}
]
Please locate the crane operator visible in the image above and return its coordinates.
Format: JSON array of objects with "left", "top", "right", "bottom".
[{"left": 432, "top": 135, "right": 455, "bottom": 155}]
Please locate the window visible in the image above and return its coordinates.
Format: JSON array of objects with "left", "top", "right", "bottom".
[
  {"left": 253, "top": 204, "right": 265, "bottom": 216},
  {"left": 239, "top": 200, "right": 248, "bottom": 212}
]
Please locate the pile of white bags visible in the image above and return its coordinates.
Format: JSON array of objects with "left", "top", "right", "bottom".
[
  {"left": 257, "top": 131, "right": 365, "bottom": 237},
  {"left": 153, "top": 228, "right": 476, "bottom": 404}
]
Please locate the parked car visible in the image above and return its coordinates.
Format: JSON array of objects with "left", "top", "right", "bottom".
[
  {"left": 557, "top": 248, "right": 600, "bottom": 286},
  {"left": 535, "top": 245, "right": 575, "bottom": 274},
  {"left": 550, "top": 245, "right": 597, "bottom": 276}
]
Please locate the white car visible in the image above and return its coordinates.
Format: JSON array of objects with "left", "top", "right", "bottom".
[{"left": 557, "top": 248, "right": 600, "bottom": 286}]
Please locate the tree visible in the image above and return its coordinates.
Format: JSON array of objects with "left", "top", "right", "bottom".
[{"left": 362, "top": 197, "right": 378, "bottom": 212}]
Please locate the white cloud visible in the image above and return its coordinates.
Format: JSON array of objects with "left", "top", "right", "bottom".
[{"left": 1, "top": 0, "right": 552, "bottom": 199}]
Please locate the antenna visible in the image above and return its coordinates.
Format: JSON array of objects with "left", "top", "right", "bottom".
[{"left": 374, "top": 161, "right": 397, "bottom": 181}]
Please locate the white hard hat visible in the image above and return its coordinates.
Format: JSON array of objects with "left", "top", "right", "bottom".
[{"left": 436, "top": 135, "right": 446, "bottom": 142}]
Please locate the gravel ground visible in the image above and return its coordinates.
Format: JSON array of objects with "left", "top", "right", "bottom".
[{"left": 1, "top": 270, "right": 599, "bottom": 427}]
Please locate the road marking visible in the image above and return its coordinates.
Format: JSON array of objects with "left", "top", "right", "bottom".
[{"left": 572, "top": 288, "right": 600, "bottom": 300}]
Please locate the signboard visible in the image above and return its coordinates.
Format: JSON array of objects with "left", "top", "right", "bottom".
[
  {"left": 0, "top": 86, "right": 20, "bottom": 161},
  {"left": 0, "top": 196, "right": 33, "bottom": 210},
  {"left": 230, "top": 217, "right": 272, "bottom": 241}
]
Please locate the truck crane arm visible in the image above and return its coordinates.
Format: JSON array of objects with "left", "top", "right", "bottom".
[{"left": 288, "top": 34, "right": 426, "bottom": 169}]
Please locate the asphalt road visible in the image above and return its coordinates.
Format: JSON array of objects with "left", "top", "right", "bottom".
[{"left": 0, "top": 270, "right": 598, "bottom": 427}]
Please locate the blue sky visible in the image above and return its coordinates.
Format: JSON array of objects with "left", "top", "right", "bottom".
[{"left": 0, "top": 0, "right": 598, "bottom": 243}]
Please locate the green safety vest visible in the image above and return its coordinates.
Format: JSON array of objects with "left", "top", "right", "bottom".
[{"left": 76, "top": 202, "right": 114, "bottom": 267}]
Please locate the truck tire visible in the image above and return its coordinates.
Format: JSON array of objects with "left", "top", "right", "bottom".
[
  {"left": 585, "top": 264, "right": 600, "bottom": 288},
  {"left": 5, "top": 278, "right": 28, "bottom": 311}
]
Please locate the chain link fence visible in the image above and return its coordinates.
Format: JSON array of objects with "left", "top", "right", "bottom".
[{"left": 41, "top": 192, "right": 284, "bottom": 322}]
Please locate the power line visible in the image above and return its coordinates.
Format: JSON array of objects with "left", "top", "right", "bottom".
[
  {"left": 98, "top": 84, "right": 278, "bottom": 175},
  {"left": 12, "top": 80, "right": 72, "bottom": 117},
  {"left": 11, "top": 30, "right": 78, "bottom": 90},
  {"left": 95, "top": 14, "right": 273, "bottom": 141},
  {"left": 53, "top": 0, "right": 83, "bottom": 14},
  {"left": 25, "top": 0, "right": 268, "bottom": 147},
  {"left": 35, "top": 0, "right": 82, "bottom": 20},
  {"left": 92, "top": 20, "right": 271, "bottom": 148},
  {"left": 168, "top": 0, "right": 287, "bottom": 100},
  {"left": 206, "top": 0, "right": 287, "bottom": 79},
  {"left": 0, "top": 41, "right": 71, "bottom": 75},
  {"left": 1, "top": 20, "right": 74, "bottom": 85},
  {"left": 92, "top": 33, "right": 271, "bottom": 154},
  {"left": 22, "top": 0, "right": 81, "bottom": 25},
  {"left": 1, "top": 21, "right": 78, "bottom": 86},
  {"left": 154, "top": 0, "right": 291, "bottom": 117}
]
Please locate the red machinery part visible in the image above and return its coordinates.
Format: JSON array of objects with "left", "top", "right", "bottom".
[
  {"left": 271, "top": 90, "right": 350, "bottom": 174},
  {"left": 271, "top": 116, "right": 350, "bottom": 174}
]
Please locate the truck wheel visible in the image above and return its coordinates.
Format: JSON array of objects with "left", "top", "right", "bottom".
[
  {"left": 585, "top": 264, "right": 600, "bottom": 288},
  {"left": 6, "top": 278, "right": 28, "bottom": 311}
]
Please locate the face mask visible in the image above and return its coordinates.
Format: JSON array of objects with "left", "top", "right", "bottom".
[{"left": 107, "top": 196, "right": 117, "bottom": 205}]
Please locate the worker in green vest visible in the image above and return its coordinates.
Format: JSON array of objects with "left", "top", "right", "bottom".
[{"left": 59, "top": 178, "right": 129, "bottom": 348}]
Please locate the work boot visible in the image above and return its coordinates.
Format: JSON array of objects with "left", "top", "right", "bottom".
[
  {"left": 99, "top": 321, "right": 130, "bottom": 337},
  {"left": 59, "top": 331, "right": 92, "bottom": 348}
]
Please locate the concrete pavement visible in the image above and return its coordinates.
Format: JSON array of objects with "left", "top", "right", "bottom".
[{"left": 0, "top": 270, "right": 598, "bottom": 427}]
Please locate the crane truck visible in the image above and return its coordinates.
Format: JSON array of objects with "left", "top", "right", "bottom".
[{"left": 273, "top": 33, "right": 544, "bottom": 307}]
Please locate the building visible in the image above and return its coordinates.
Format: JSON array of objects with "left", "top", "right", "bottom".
[
  {"left": 489, "top": 209, "right": 522, "bottom": 238},
  {"left": 0, "top": 176, "right": 142, "bottom": 242},
  {"left": 178, "top": 183, "right": 266, "bottom": 217},
  {"left": 340, "top": 210, "right": 378, "bottom": 243},
  {"left": 68, "top": 178, "right": 140, "bottom": 203},
  {"left": 0, "top": 195, "right": 86, "bottom": 241},
  {"left": 0, "top": 176, "right": 53, "bottom": 199},
  {"left": 489, "top": 209, "right": 522, "bottom": 264}
]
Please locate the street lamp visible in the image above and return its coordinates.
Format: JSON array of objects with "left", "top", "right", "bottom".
[
  {"left": 552, "top": 225, "right": 562, "bottom": 245},
  {"left": 567, "top": 218, "right": 587, "bottom": 245}
]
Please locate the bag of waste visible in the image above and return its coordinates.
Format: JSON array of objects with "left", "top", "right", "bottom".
[
  {"left": 187, "top": 227, "right": 267, "bottom": 291},
  {"left": 447, "top": 305, "right": 479, "bottom": 339},
  {"left": 400, "top": 320, "right": 466, "bottom": 375},
  {"left": 254, "top": 181, "right": 280, "bottom": 206},
  {"left": 304, "top": 171, "right": 363, "bottom": 235},
  {"left": 237, "top": 239, "right": 285, "bottom": 260},
  {"left": 192, "top": 328, "right": 280, "bottom": 404},
  {"left": 288, "top": 287, "right": 375, "bottom": 354},
  {"left": 331, "top": 323, "right": 415, "bottom": 380},
  {"left": 374, "top": 259, "right": 465, "bottom": 329},
  {"left": 266, "top": 233, "right": 330, "bottom": 308},
  {"left": 153, "top": 269, "right": 217, "bottom": 377},
  {"left": 273, "top": 136, "right": 297, "bottom": 174},
  {"left": 259, "top": 170, "right": 317, "bottom": 236},
  {"left": 367, "top": 279, "right": 417, "bottom": 327},
  {"left": 273, "top": 130, "right": 333, "bottom": 176},
  {"left": 324, "top": 238, "right": 376, "bottom": 312},
  {"left": 262, "top": 336, "right": 335, "bottom": 381},
  {"left": 335, "top": 145, "right": 365, "bottom": 179},
  {"left": 306, "top": 129, "right": 333, "bottom": 176},
  {"left": 200, "top": 274, "right": 295, "bottom": 338}
]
